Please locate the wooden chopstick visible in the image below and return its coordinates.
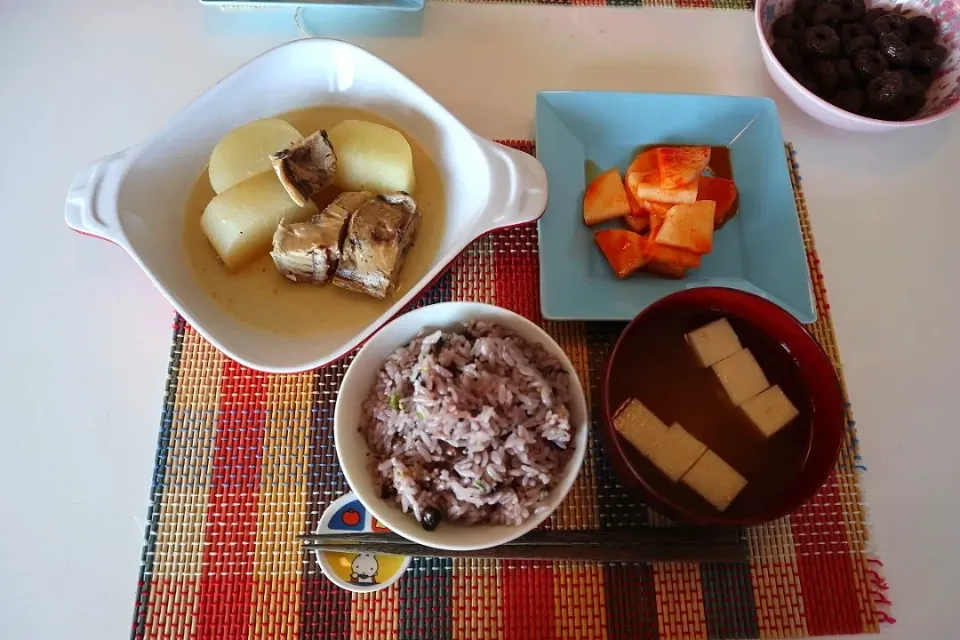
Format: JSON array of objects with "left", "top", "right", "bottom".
[{"left": 301, "top": 528, "right": 745, "bottom": 563}]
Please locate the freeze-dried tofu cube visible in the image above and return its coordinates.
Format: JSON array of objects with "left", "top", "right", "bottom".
[
  {"left": 685, "top": 318, "right": 742, "bottom": 368},
  {"left": 740, "top": 385, "right": 799, "bottom": 437},
  {"left": 681, "top": 450, "right": 747, "bottom": 511},
  {"left": 712, "top": 349, "right": 770, "bottom": 406},
  {"left": 647, "top": 424, "right": 708, "bottom": 482},
  {"left": 613, "top": 398, "right": 670, "bottom": 457}
]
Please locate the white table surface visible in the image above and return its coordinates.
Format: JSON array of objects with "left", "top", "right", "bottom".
[{"left": 2, "top": 1, "right": 958, "bottom": 638}]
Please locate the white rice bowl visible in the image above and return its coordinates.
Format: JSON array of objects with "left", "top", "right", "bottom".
[{"left": 334, "top": 302, "right": 588, "bottom": 551}]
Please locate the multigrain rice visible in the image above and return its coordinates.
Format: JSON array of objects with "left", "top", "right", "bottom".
[{"left": 361, "top": 321, "right": 575, "bottom": 527}]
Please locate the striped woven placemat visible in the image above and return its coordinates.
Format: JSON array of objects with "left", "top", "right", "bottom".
[{"left": 132, "top": 141, "right": 892, "bottom": 640}]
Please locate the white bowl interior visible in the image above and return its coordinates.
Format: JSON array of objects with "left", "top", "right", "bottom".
[
  {"left": 114, "top": 39, "right": 497, "bottom": 370},
  {"left": 334, "top": 302, "right": 589, "bottom": 550}
]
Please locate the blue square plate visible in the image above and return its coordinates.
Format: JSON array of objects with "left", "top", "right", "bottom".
[{"left": 535, "top": 91, "right": 815, "bottom": 323}]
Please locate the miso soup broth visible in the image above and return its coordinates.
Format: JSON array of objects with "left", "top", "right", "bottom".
[{"left": 607, "top": 307, "right": 813, "bottom": 517}]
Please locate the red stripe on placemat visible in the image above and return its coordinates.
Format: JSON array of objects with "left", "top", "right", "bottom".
[
  {"left": 490, "top": 140, "right": 541, "bottom": 323},
  {"left": 492, "top": 224, "right": 542, "bottom": 324},
  {"left": 792, "top": 470, "right": 864, "bottom": 635},
  {"left": 195, "top": 359, "right": 269, "bottom": 640},
  {"left": 501, "top": 562, "right": 557, "bottom": 639}
]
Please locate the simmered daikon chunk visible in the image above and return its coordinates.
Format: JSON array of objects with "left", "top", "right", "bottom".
[
  {"left": 327, "top": 119, "right": 416, "bottom": 194},
  {"left": 208, "top": 118, "right": 302, "bottom": 194},
  {"left": 200, "top": 172, "right": 318, "bottom": 270}
]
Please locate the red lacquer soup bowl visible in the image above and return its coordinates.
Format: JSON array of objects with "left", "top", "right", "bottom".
[{"left": 600, "top": 287, "right": 845, "bottom": 526}]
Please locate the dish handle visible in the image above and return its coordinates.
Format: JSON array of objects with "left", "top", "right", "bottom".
[
  {"left": 64, "top": 150, "right": 130, "bottom": 246},
  {"left": 480, "top": 140, "right": 548, "bottom": 231}
]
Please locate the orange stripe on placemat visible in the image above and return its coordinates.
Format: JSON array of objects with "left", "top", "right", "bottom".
[
  {"left": 492, "top": 225, "right": 542, "bottom": 324},
  {"left": 552, "top": 562, "right": 607, "bottom": 640},
  {"left": 453, "top": 234, "right": 496, "bottom": 304},
  {"left": 249, "top": 578, "right": 301, "bottom": 639},
  {"left": 747, "top": 517, "right": 808, "bottom": 637},
  {"left": 751, "top": 559, "right": 808, "bottom": 637},
  {"left": 502, "top": 561, "right": 557, "bottom": 639},
  {"left": 852, "top": 555, "right": 886, "bottom": 632},
  {"left": 836, "top": 464, "right": 880, "bottom": 631},
  {"left": 350, "top": 584, "right": 400, "bottom": 639},
  {"left": 146, "top": 578, "right": 203, "bottom": 639},
  {"left": 146, "top": 328, "right": 222, "bottom": 640},
  {"left": 196, "top": 359, "right": 269, "bottom": 639},
  {"left": 452, "top": 559, "right": 503, "bottom": 640},
  {"left": 248, "top": 372, "right": 315, "bottom": 639},
  {"left": 653, "top": 562, "right": 708, "bottom": 639},
  {"left": 791, "top": 470, "right": 864, "bottom": 635},
  {"left": 834, "top": 412, "right": 878, "bottom": 629},
  {"left": 545, "top": 321, "right": 600, "bottom": 531},
  {"left": 145, "top": 488, "right": 211, "bottom": 640}
]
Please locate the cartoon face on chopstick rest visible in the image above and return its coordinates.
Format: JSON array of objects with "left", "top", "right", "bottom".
[
  {"left": 349, "top": 553, "right": 380, "bottom": 586},
  {"left": 312, "top": 492, "right": 410, "bottom": 593}
]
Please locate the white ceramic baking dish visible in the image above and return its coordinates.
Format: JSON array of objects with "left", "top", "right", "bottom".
[{"left": 64, "top": 38, "right": 547, "bottom": 373}]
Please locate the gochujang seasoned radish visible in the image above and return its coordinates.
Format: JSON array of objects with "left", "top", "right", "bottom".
[
  {"left": 594, "top": 229, "right": 649, "bottom": 278},
  {"left": 583, "top": 168, "right": 632, "bottom": 225},
  {"left": 584, "top": 145, "right": 739, "bottom": 281}
]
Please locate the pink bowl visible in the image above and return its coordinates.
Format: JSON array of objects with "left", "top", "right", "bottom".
[{"left": 755, "top": 0, "right": 960, "bottom": 131}]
